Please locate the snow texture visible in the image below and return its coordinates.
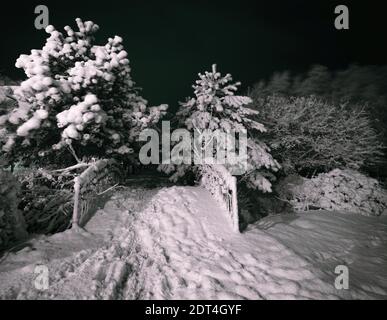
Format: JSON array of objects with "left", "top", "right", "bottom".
[{"left": 0, "top": 185, "right": 386, "bottom": 299}]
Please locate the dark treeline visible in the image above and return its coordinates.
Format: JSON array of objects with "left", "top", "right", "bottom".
[
  {"left": 249, "top": 64, "right": 387, "bottom": 178},
  {"left": 250, "top": 64, "right": 387, "bottom": 106},
  {"left": 0, "top": 74, "right": 19, "bottom": 86}
]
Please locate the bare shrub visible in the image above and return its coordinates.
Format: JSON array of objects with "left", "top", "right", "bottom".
[{"left": 251, "top": 95, "right": 384, "bottom": 176}]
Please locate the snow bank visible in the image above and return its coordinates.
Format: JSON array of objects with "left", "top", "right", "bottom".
[{"left": 256, "top": 211, "right": 387, "bottom": 299}]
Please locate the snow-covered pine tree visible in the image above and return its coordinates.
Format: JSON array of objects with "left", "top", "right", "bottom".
[
  {"left": 0, "top": 18, "right": 167, "bottom": 167},
  {"left": 161, "top": 64, "right": 280, "bottom": 192}
]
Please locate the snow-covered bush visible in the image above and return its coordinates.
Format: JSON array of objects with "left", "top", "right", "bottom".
[
  {"left": 277, "top": 169, "right": 387, "bottom": 216},
  {"left": 0, "top": 170, "right": 28, "bottom": 251},
  {"left": 160, "top": 65, "right": 280, "bottom": 192},
  {"left": 0, "top": 18, "right": 167, "bottom": 167},
  {"left": 250, "top": 95, "right": 384, "bottom": 176}
]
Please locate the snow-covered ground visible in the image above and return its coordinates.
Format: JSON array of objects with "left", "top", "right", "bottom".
[{"left": 0, "top": 185, "right": 386, "bottom": 299}]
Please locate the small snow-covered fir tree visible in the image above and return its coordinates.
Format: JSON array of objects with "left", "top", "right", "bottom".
[
  {"left": 161, "top": 64, "right": 279, "bottom": 192},
  {"left": 0, "top": 18, "right": 167, "bottom": 166}
]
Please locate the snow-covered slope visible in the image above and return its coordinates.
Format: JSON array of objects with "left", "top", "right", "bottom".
[
  {"left": 255, "top": 211, "right": 387, "bottom": 299},
  {"left": 0, "top": 186, "right": 386, "bottom": 299}
]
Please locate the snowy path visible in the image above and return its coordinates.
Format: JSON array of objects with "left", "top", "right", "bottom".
[
  {"left": 130, "top": 186, "right": 339, "bottom": 299},
  {"left": 0, "top": 186, "right": 386, "bottom": 299}
]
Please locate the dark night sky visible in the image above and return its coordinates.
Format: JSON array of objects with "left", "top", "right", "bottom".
[{"left": 0, "top": 0, "right": 386, "bottom": 107}]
